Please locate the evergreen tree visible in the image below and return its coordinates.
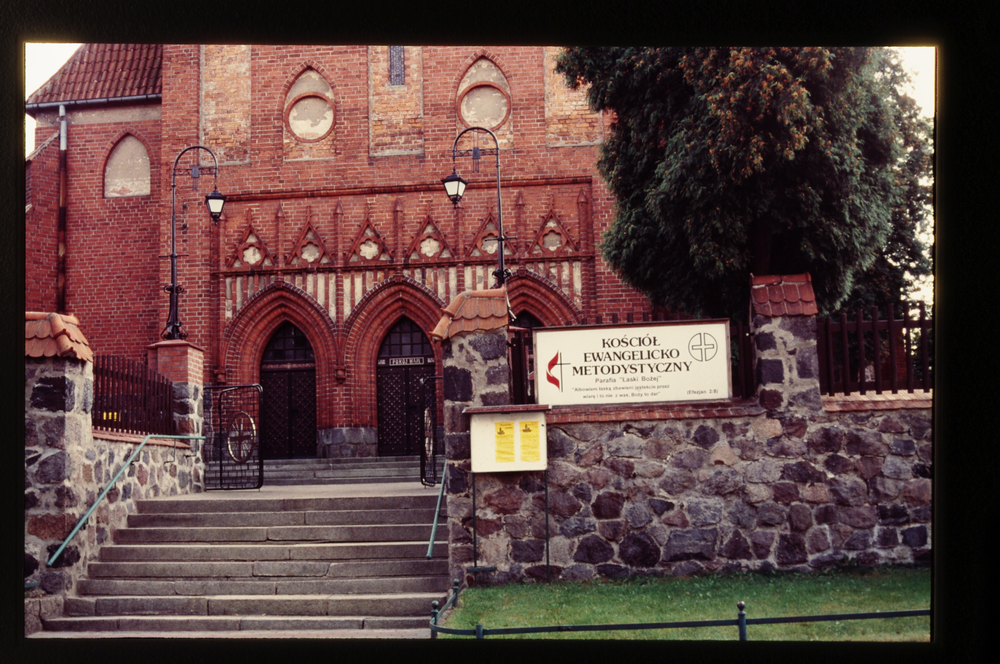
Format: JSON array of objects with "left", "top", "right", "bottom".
[{"left": 556, "top": 47, "right": 932, "bottom": 320}]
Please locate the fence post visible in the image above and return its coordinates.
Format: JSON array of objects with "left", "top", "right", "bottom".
[
  {"left": 476, "top": 624, "right": 485, "bottom": 639},
  {"left": 737, "top": 601, "right": 747, "bottom": 641},
  {"left": 430, "top": 601, "right": 439, "bottom": 639}
]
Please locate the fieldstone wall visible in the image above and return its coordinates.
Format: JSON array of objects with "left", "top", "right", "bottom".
[
  {"left": 318, "top": 426, "right": 378, "bottom": 458},
  {"left": 441, "top": 310, "right": 932, "bottom": 586},
  {"left": 25, "top": 355, "right": 204, "bottom": 634}
]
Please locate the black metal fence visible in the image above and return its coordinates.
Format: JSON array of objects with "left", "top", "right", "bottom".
[
  {"left": 817, "top": 302, "right": 933, "bottom": 396},
  {"left": 92, "top": 354, "right": 174, "bottom": 435},
  {"left": 430, "top": 584, "right": 929, "bottom": 640}
]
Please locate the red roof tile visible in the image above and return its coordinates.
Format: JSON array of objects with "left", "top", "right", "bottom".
[
  {"left": 750, "top": 273, "right": 818, "bottom": 317},
  {"left": 431, "top": 288, "right": 512, "bottom": 340},
  {"left": 25, "top": 312, "right": 94, "bottom": 362},
  {"left": 26, "top": 44, "right": 162, "bottom": 107}
]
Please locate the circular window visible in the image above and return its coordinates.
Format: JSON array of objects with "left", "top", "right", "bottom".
[
  {"left": 286, "top": 93, "right": 335, "bottom": 142},
  {"left": 458, "top": 83, "right": 510, "bottom": 130}
]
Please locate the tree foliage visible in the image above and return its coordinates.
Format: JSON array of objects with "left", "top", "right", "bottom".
[{"left": 556, "top": 47, "right": 932, "bottom": 320}]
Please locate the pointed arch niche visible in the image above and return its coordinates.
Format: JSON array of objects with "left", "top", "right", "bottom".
[
  {"left": 104, "top": 134, "right": 151, "bottom": 197},
  {"left": 283, "top": 65, "right": 337, "bottom": 160},
  {"left": 456, "top": 55, "right": 513, "bottom": 148}
]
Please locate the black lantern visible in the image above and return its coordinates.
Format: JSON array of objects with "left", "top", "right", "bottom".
[
  {"left": 205, "top": 188, "right": 226, "bottom": 221},
  {"left": 441, "top": 172, "right": 468, "bottom": 206}
]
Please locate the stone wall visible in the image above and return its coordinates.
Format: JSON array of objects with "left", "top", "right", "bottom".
[
  {"left": 25, "top": 354, "right": 205, "bottom": 634},
  {"left": 441, "top": 307, "right": 932, "bottom": 586}
]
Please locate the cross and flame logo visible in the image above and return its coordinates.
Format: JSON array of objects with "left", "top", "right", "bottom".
[{"left": 546, "top": 351, "right": 565, "bottom": 391}]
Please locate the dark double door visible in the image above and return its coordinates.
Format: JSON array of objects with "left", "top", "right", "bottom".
[
  {"left": 259, "top": 322, "right": 316, "bottom": 460},
  {"left": 260, "top": 365, "right": 316, "bottom": 459},
  {"left": 376, "top": 318, "right": 435, "bottom": 457}
]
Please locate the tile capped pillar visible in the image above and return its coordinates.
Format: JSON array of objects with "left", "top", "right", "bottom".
[
  {"left": 749, "top": 274, "right": 823, "bottom": 416},
  {"left": 146, "top": 339, "right": 204, "bottom": 437},
  {"left": 431, "top": 287, "right": 513, "bottom": 584}
]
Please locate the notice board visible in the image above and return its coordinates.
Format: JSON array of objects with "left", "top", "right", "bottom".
[
  {"left": 467, "top": 407, "right": 548, "bottom": 473},
  {"left": 533, "top": 320, "right": 731, "bottom": 407}
]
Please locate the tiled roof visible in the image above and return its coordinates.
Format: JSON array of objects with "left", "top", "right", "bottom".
[
  {"left": 750, "top": 273, "right": 818, "bottom": 317},
  {"left": 25, "top": 312, "right": 94, "bottom": 362},
  {"left": 26, "top": 44, "right": 162, "bottom": 107},
  {"left": 431, "top": 288, "right": 512, "bottom": 340}
]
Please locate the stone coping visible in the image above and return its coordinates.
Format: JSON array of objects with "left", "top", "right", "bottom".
[
  {"left": 92, "top": 428, "right": 194, "bottom": 449},
  {"left": 821, "top": 389, "right": 933, "bottom": 412},
  {"left": 463, "top": 404, "right": 552, "bottom": 414},
  {"left": 546, "top": 399, "right": 765, "bottom": 424}
]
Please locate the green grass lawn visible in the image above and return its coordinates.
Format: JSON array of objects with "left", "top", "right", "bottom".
[{"left": 438, "top": 566, "right": 931, "bottom": 641}]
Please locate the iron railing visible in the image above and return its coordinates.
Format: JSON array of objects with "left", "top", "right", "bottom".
[
  {"left": 817, "top": 302, "right": 933, "bottom": 396},
  {"left": 45, "top": 434, "right": 205, "bottom": 569},
  {"left": 203, "top": 384, "right": 263, "bottom": 491},
  {"left": 92, "top": 355, "right": 174, "bottom": 435},
  {"left": 429, "top": 584, "right": 930, "bottom": 640},
  {"left": 420, "top": 375, "right": 443, "bottom": 487}
]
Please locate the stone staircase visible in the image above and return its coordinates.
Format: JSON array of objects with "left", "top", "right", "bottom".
[
  {"left": 38, "top": 490, "right": 449, "bottom": 637},
  {"left": 263, "top": 455, "right": 445, "bottom": 486}
]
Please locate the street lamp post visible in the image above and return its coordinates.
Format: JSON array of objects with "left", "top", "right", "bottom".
[
  {"left": 162, "top": 145, "right": 226, "bottom": 340},
  {"left": 441, "top": 126, "right": 510, "bottom": 287}
]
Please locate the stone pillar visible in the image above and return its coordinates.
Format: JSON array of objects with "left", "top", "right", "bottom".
[
  {"left": 25, "top": 355, "right": 94, "bottom": 599},
  {"left": 750, "top": 274, "right": 823, "bottom": 416},
  {"left": 146, "top": 339, "right": 205, "bottom": 438},
  {"left": 430, "top": 288, "right": 512, "bottom": 586}
]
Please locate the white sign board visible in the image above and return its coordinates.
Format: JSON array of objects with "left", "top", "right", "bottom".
[
  {"left": 468, "top": 410, "right": 548, "bottom": 473},
  {"left": 533, "top": 320, "right": 731, "bottom": 406}
]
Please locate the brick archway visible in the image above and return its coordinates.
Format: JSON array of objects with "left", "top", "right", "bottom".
[
  {"left": 506, "top": 273, "right": 582, "bottom": 327},
  {"left": 342, "top": 276, "right": 445, "bottom": 427},
  {"left": 220, "top": 281, "right": 340, "bottom": 428}
]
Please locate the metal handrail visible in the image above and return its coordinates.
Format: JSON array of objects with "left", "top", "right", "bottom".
[
  {"left": 45, "top": 434, "right": 205, "bottom": 568},
  {"left": 427, "top": 475, "right": 447, "bottom": 559}
]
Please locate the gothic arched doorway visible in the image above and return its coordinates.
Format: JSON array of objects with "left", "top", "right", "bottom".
[
  {"left": 259, "top": 322, "right": 317, "bottom": 459},
  {"left": 376, "top": 317, "right": 435, "bottom": 456}
]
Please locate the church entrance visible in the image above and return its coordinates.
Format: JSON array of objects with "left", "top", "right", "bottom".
[
  {"left": 259, "top": 322, "right": 317, "bottom": 459},
  {"left": 376, "top": 317, "right": 435, "bottom": 456}
]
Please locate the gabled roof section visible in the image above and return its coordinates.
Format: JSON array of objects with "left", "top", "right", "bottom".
[
  {"left": 26, "top": 44, "right": 162, "bottom": 108},
  {"left": 431, "top": 288, "right": 512, "bottom": 341},
  {"left": 750, "top": 273, "right": 818, "bottom": 317},
  {"left": 25, "top": 312, "right": 94, "bottom": 362}
]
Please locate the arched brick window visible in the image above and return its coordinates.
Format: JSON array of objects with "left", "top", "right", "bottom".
[
  {"left": 104, "top": 135, "right": 150, "bottom": 197},
  {"left": 284, "top": 68, "right": 335, "bottom": 142}
]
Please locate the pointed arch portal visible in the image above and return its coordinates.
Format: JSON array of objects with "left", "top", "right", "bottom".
[
  {"left": 259, "top": 321, "right": 317, "bottom": 459},
  {"left": 376, "top": 317, "right": 435, "bottom": 456}
]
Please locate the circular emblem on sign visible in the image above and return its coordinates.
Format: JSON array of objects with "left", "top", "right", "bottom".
[{"left": 688, "top": 332, "right": 718, "bottom": 362}]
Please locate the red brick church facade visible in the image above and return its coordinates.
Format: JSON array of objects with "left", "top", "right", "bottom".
[{"left": 26, "top": 44, "right": 654, "bottom": 459}]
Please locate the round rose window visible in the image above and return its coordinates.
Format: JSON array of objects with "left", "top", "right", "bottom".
[
  {"left": 286, "top": 93, "right": 334, "bottom": 142},
  {"left": 459, "top": 83, "right": 510, "bottom": 130}
]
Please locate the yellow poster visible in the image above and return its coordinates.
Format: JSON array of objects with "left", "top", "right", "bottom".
[
  {"left": 520, "top": 421, "right": 540, "bottom": 462},
  {"left": 495, "top": 422, "right": 515, "bottom": 463}
]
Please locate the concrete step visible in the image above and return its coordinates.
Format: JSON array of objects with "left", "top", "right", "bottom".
[
  {"left": 40, "top": 614, "right": 431, "bottom": 634},
  {"left": 99, "top": 541, "right": 447, "bottom": 562},
  {"left": 77, "top": 575, "right": 450, "bottom": 596},
  {"left": 134, "top": 493, "right": 442, "bottom": 514},
  {"left": 65, "top": 593, "right": 443, "bottom": 618},
  {"left": 113, "top": 523, "right": 443, "bottom": 544},
  {"left": 87, "top": 558, "right": 448, "bottom": 579},
  {"left": 127, "top": 507, "right": 441, "bottom": 528}
]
